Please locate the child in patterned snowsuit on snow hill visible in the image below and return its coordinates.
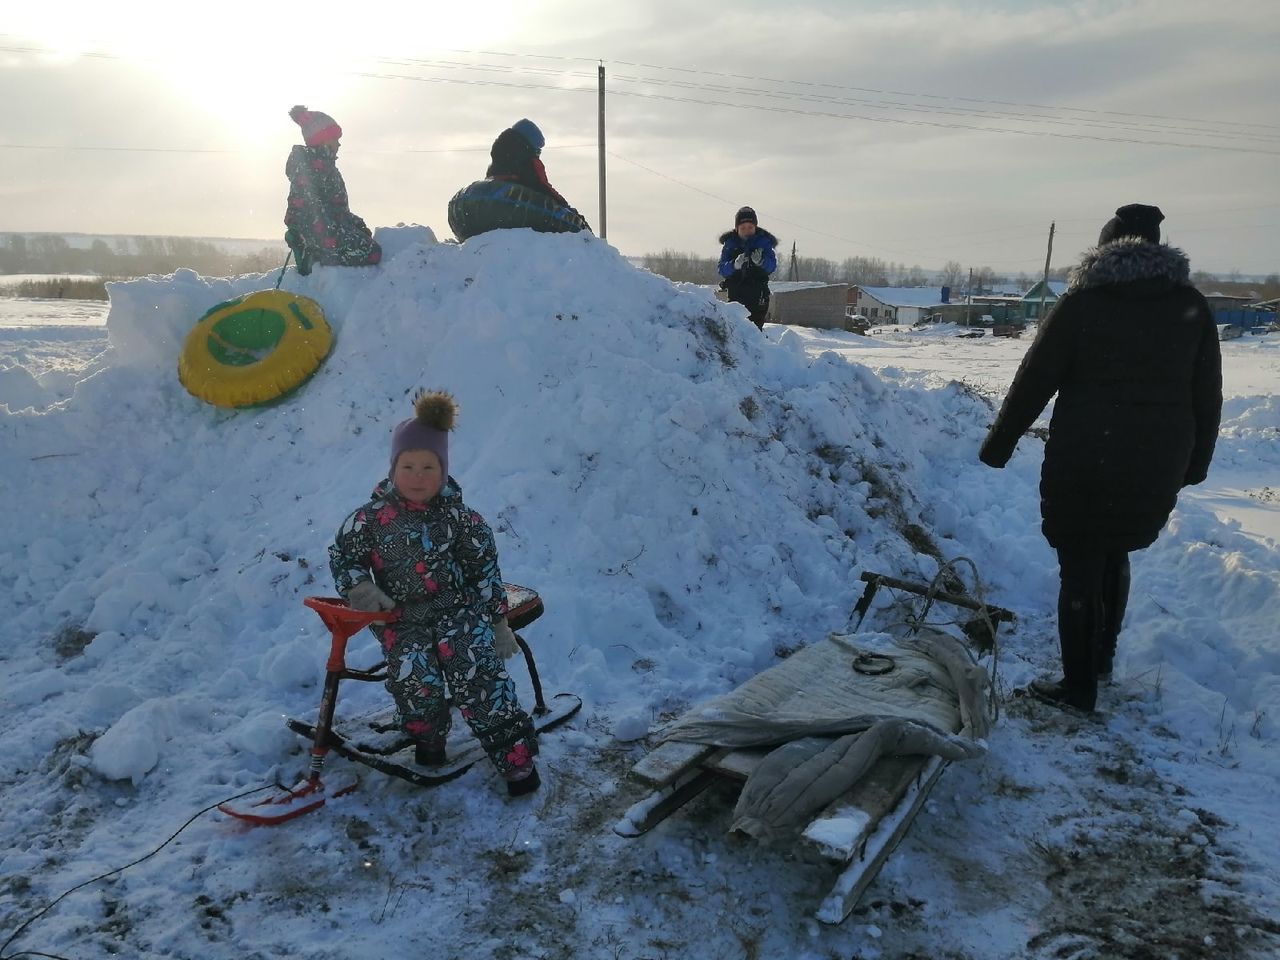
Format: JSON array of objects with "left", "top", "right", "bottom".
[
  {"left": 328, "top": 391, "right": 540, "bottom": 796},
  {"left": 284, "top": 105, "right": 382, "bottom": 277}
]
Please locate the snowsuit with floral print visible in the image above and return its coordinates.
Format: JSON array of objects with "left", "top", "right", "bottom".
[
  {"left": 328, "top": 477, "right": 536, "bottom": 776},
  {"left": 284, "top": 145, "right": 382, "bottom": 276}
]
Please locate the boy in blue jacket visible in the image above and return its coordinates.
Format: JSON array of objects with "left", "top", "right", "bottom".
[{"left": 718, "top": 206, "right": 778, "bottom": 330}]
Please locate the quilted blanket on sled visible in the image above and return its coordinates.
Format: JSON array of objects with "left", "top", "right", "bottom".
[{"left": 660, "top": 628, "right": 993, "bottom": 842}]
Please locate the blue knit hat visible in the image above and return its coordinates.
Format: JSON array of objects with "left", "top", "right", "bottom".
[{"left": 511, "top": 118, "right": 545, "bottom": 150}]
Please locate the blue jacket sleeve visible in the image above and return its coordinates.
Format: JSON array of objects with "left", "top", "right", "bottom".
[
  {"left": 718, "top": 240, "right": 738, "bottom": 278},
  {"left": 759, "top": 242, "right": 777, "bottom": 275}
]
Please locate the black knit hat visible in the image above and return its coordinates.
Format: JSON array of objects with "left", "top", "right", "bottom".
[
  {"left": 1099, "top": 203, "right": 1164, "bottom": 245},
  {"left": 735, "top": 206, "right": 758, "bottom": 226}
]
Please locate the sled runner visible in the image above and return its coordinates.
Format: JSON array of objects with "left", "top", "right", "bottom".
[
  {"left": 220, "top": 584, "right": 581, "bottom": 825},
  {"left": 285, "top": 693, "right": 581, "bottom": 787},
  {"left": 615, "top": 569, "right": 1010, "bottom": 925}
]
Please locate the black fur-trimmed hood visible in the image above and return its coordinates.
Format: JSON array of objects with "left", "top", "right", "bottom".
[
  {"left": 718, "top": 227, "right": 778, "bottom": 246},
  {"left": 1068, "top": 237, "right": 1191, "bottom": 293}
]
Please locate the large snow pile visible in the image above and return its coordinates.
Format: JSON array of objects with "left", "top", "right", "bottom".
[
  {"left": 0, "top": 228, "right": 995, "bottom": 784},
  {"left": 1, "top": 229, "right": 1276, "bottom": 959}
]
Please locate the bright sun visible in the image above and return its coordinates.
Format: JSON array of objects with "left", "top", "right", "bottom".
[{"left": 9, "top": 2, "right": 516, "bottom": 138}]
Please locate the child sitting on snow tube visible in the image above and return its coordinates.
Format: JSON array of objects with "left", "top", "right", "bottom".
[
  {"left": 328, "top": 391, "right": 541, "bottom": 797},
  {"left": 283, "top": 105, "right": 382, "bottom": 276},
  {"left": 487, "top": 119, "right": 575, "bottom": 209},
  {"left": 447, "top": 119, "right": 590, "bottom": 241}
]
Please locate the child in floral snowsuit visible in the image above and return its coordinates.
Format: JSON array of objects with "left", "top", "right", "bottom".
[
  {"left": 328, "top": 391, "right": 539, "bottom": 795},
  {"left": 284, "top": 105, "right": 382, "bottom": 277}
]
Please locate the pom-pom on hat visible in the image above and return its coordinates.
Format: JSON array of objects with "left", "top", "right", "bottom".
[
  {"left": 390, "top": 390, "right": 457, "bottom": 480},
  {"left": 511, "top": 118, "right": 545, "bottom": 151},
  {"left": 1098, "top": 203, "right": 1164, "bottom": 245},
  {"left": 735, "top": 206, "right": 758, "bottom": 226},
  {"left": 289, "top": 105, "right": 343, "bottom": 147}
]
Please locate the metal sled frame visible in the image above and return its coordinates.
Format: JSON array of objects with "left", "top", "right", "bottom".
[
  {"left": 221, "top": 584, "right": 577, "bottom": 825},
  {"left": 617, "top": 570, "right": 1013, "bottom": 925}
]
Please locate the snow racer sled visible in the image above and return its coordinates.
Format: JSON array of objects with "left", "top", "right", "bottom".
[{"left": 220, "top": 584, "right": 581, "bottom": 825}]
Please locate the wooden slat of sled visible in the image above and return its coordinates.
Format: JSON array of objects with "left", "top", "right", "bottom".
[
  {"left": 630, "top": 740, "right": 719, "bottom": 787},
  {"left": 614, "top": 767, "right": 721, "bottom": 838},
  {"left": 803, "top": 754, "right": 934, "bottom": 861},
  {"left": 705, "top": 748, "right": 768, "bottom": 781},
  {"left": 812, "top": 754, "right": 949, "bottom": 925},
  {"left": 622, "top": 739, "right": 951, "bottom": 926}
]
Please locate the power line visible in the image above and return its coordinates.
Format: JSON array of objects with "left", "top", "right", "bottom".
[
  {"left": 365, "top": 54, "right": 1280, "bottom": 149},
  {"left": 4, "top": 43, "right": 1277, "bottom": 156},
  {"left": 607, "top": 150, "right": 946, "bottom": 261},
  {"left": 605, "top": 71, "right": 1280, "bottom": 145},
  {"left": 0, "top": 142, "right": 595, "bottom": 155},
  {"left": 601, "top": 86, "right": 1280, "bottom": 157},
  {"left": 365, "top": 57, "right": 1280, "bottom": 155},
  {"left": 384, "top": 44, "right": 1280, "bottom": 135},
  {"left": 604, "top": 57, "right": 1280, "bottom": 134},
  {"left": 363, "top": 52, "right": 1280, "bottom": 146}
]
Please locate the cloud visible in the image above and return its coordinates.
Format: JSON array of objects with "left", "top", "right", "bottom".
[{"left": 1, "top": 0, "right": 1276, "bottom": 273}]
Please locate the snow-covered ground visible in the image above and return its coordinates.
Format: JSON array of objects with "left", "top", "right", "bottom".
[
  {"left": 1, "top": 234, "right": 1276, "bottom": 960},
  {"left": 790, "top": 323, "right": 1280, "bottom": 544},
  {"left": 0, "top": 298, "right": 109, "bottom": 412}
]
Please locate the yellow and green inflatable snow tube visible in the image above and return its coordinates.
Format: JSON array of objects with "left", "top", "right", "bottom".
[{"left": 178, "top": 290, "right": 333, "bottom": 408}]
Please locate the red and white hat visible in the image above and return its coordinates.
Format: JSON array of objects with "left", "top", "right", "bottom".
[{"left": 289, "top": 105, "right": 342, "bottom": 147}]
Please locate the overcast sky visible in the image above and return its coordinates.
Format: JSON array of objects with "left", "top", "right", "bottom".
[{"left": 1, "top": 0, "right": 1277, "bottom": 275}]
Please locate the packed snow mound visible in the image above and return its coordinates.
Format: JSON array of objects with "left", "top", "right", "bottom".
[
  {"left": 1, "top": 227, "right": 1275, "bottom": 793},
  {"left": 0, "top": 228, "right": 993, "bottom": 786},
  {"left": 0, "top": 361, "right": 50, "bottom": 411},
  {"left": 2, "top": 229, "right": 1279, "bottom": 960}
]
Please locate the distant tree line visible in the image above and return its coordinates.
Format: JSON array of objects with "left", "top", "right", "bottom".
[
  {"left": 642, "top": 247, "right": 1279, "bottom": 300},
  {"left": 1, "top": 277, "right": 111, "bottom": 300},
  {"left": 0, "top": 233, "right": 287, "bottom": 282},
  {"left": 641, "top": 249, "right": 1031, "bottom": 292}
]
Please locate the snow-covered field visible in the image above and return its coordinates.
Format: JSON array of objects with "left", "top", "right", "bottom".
[
  {"left": 1, "top": 233, "right": 1276, "bottom": 960},
  {"left": 0, "top": 297, "right": 110, "bottom": 412},
  {"left": 789, "top": 323, "right": 1280, "bottom": 544}
]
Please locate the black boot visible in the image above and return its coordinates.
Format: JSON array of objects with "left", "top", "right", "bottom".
[
  {"left": 414, "top": 740, "right": 447, "bottom": 767},
  {"left": 1030, "top": 677, "right": 1097, "bottom": 712},
  {"left": 1051, "top": 591, "right": 1100, "bottom": 712},
  {"left": 1098, "top": 552, "right": 1130, "bottom": 683},
  {"left": 506, "top": 765, "right": 540, "bottom": 797}
]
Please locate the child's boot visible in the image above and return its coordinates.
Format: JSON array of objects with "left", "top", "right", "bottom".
[
  {"left": 505, "top": 764, "right": 540, "bottom": 797},
  {"left": 414, "top": 739, "right": 448, "bottom": 767}
]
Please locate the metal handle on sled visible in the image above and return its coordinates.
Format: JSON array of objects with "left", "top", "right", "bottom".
[
  {"left": 514, "top": 632, "right": 549, "bottom": 715},
  {"left": 851, "top": 571, "right": 1014, "bottom": 632}
]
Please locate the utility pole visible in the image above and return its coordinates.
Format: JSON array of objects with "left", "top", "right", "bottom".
[
  {"left": 966, "top": 267, "right": 973, "bottom": 326},
  {"left": 597, "top": 62, "right": 607, "bottom": 240},
  {"left": 1037, "top": 221, "right": 1055, "bottom": 322},
  {"left": 788, "top": 241, "right": 799, "bottom": 281}
]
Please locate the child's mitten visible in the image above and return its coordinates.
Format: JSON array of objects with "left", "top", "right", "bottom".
[
  {"left": 492, "top": 617, "right": 519, "bottom": 659},
  {"left": 348, "top": 579, "right": 396, "bottom": 612}
]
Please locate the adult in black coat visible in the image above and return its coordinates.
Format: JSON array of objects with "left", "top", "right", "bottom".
[{"left": 979, "top": 203, "right": 1222, "bottom": 712}]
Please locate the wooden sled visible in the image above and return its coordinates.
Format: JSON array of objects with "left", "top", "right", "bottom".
[
  {"left": 615, "top": 570, "right": 1012, "bottom": 925},
  {"left": 616, "top": 740, "right": 948, "bottom": 924}
]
